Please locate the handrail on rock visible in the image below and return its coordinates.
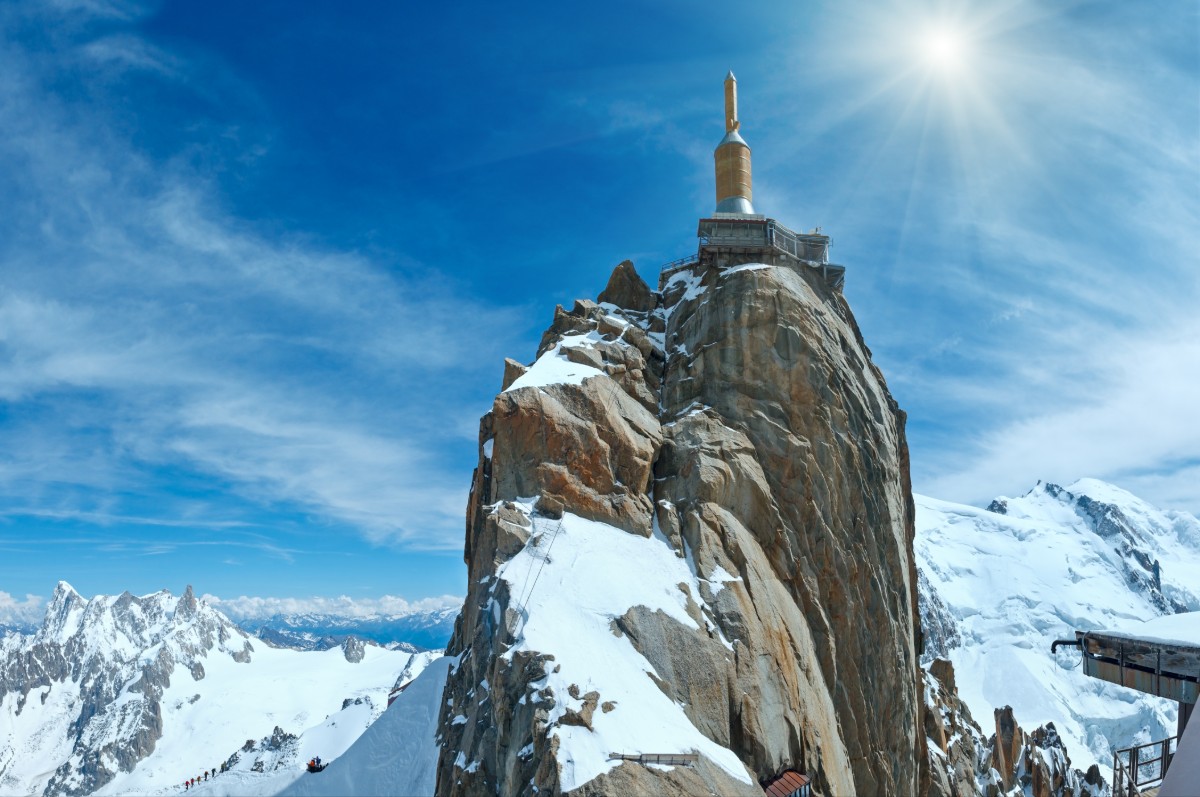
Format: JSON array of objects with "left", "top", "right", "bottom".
[{"left": 608, "top": 752, "right": 699, "bottom": 767}]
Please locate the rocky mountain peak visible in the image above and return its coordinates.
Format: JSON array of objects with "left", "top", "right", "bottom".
[
  {"left": 38, "top": 580, "right": 87, "bottom": 643},
  {"left": 596, "top": 259, "right": 655, "bottom": 312},
  {"left": 437, "top": 257, "right": 925, "bottom": 796},
  {"left": 1, "top": 585, "right": 255, "bottom": 795},
  {"left": 986, "top": 478, "right": 1197, "bottom": 615},
  {"left": 52, "top": 579, "right": 80, "bottom": 600},
  {"left": 176, "top": 583, "right": 199, "bottom": 619}
]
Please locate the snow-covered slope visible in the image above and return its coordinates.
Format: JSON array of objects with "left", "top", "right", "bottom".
[
  {"left": 916, "top": 479, "right": 1200, "bottom": 774},
  {"left": 277, "top": 656, "right": 451, "bottom": 797},
  {"left": 0, "top": 583, "right": 433, "bottom": 797},
  {"left": 473, "top": 507, "right": 754, "bottom": 792}
]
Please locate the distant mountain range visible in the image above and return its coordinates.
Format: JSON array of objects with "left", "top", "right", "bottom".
[
  {"left": 235, "top": 608, "right": 458, "bottom": 653},
  {"left": 0, "top": 582, "right": 435, "bottom": 796},
  {"left": 4, "top": 477, "right": 1194, "bottom": 796}
]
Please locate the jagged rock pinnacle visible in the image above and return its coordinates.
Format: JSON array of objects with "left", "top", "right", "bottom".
[{"left": 437, "top": 257, "right": 923, "bottom": 796}]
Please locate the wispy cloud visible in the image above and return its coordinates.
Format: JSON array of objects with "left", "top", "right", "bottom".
[
  {"left": 0, "top": 3, "right": 523, "bottom": 550},
  {"left": 0, "top": 590, "right": 45, "bottom": 629}
]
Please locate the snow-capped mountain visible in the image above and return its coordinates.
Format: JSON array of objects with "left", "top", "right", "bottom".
[
  {"left": 0, "top": 583, "right": 435, "bottom": 797},
  {"left": 0, "top": 620, "right": 36, "bottom": 638},
  {"left": 916, "top": 478, "right": 1200, "bottom": 775}
]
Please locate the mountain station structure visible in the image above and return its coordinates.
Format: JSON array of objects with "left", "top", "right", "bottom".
[
  {"left": 1054, "top": 614, "right": 1200, "bottom": 796},
  {"left": 662, "top": 72, "right": 845, "bottom": 292}
]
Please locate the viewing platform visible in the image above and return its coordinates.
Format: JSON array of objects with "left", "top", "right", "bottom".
[
  {"left": 660, "top": 215, "right": 846, "bottom": 292},
  {"left": 1053, "top": 612, "right": 1200, "bottom": 796}
]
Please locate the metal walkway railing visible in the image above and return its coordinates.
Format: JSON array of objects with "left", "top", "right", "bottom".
[
  {"left": 608, "top": 752, "right": 699, "bottom": 767},
  {"left": 1113, "top": 734, "right": 1177, "bottom": 797}
]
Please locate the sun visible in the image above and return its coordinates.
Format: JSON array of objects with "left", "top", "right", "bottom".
[{"left": 921, "top": 26, "right": 967, "bottom": 73}]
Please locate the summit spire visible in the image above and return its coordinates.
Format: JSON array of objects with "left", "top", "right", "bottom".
[
  {"left": 724, "top": 70, "right": 738, "bottom": 133},
  {"left": 714, "top": 71, "right": 754, "bottom": 214}
]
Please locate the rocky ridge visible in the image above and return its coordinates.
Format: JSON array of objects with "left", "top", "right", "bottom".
[
  {"left": 923, "top": 659, "right": 1105, "bottom": 797},
  {"left": 435, "top": 257, "right": 926, "bottom": 796},
  {"left": 988, "top": 481, "right": 1196, "bottom": 616}
]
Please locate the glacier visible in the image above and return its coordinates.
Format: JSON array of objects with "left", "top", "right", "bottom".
[{"left": 916, "top": 478, "right": 1200, "bottom": 775}]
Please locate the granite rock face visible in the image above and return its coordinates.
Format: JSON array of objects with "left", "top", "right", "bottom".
[{"left": 436, "top": 258, "right": 928, "bottom": 796}]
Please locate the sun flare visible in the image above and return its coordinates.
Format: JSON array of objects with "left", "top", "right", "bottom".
[{"left": 921, "top": 26, "right": 966, "bottom": 72}]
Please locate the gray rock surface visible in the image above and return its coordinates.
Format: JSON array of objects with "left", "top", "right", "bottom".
[
  {"left": 436, "top": 258, "right": 927, "bottom": 796},
  {"left": 919, "top": 568, "right": 962, "bottom": 664},
  {"left": 342, "top": 636, "right": 366, "bottom": 663}
]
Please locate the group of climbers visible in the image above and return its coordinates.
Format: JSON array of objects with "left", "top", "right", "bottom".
[
  {"left": 181, "top": 755, "right": 325, "bottom": 789},
  {"left": 182, "top": 768, "right": 216, "bottom": 790}
]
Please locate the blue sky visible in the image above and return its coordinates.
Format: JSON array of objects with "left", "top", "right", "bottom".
[{"left": 1, "top": 0, "right": 1197, "bottom": 622}]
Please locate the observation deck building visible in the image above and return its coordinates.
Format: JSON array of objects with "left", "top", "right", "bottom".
[{"left": 667, "top": 72, "right": 845, "bottom": 291}]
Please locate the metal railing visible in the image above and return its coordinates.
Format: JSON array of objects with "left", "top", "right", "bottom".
[
  {"left": 697, "top": 218, "right": 830, "bottom": 265},
  {"left": 659, "top": 253, "right": 698, "bottom": 273},
  {"left": 766, "top": 220, "right": 830, "bottom": 265},
  {"left": 608, "top": 752, "right": 699, "bottom": 767},
  {"left": 1113, "top": 735, "right": 1177, "bottom": 797},
  {"left": 661, "top": 217, "right": 844, "bottom": 290}
]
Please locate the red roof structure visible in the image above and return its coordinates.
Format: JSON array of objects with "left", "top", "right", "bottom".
[{"left": 762, "top": 769, "right": 811, "bottom": 797}]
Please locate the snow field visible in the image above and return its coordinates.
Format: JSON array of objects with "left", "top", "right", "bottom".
[
  {"left": 915, "top": 481, "right": 1200, "bottom": 772},
  {"left": 91, "top": 644, "right": 431, "bottom": 796},
  {"left": 494, "top": 505, "right": 753, "bottom": 792},
  {"left": 0, "top": 678, "right": 83, "bottom": 795},
  {"left": 503, "top": 332, "right": 606, "bottom": 394},
  {"left": 277, "top": 657, "right": 452, "bottom": 797}
]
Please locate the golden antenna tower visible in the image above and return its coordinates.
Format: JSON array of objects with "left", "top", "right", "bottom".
[{"left": 714, "top": 71, "right": 754, "bottom": 214}]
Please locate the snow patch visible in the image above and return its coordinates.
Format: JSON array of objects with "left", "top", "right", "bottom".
[
  {"left": 1101, "top": 611, "right": 1200, "bottom": 647},
  {"left": 704, "top": 565, "right": 741, "bottom": 595},
  {"left": 663, "top": 269, "right": 706, "bottom": 304},
  {"left": 504, "top": 333, "right": 605, "bottom": 394},
  {"left": 497, "top": 509, "right": 751, "bottom": 792},
  {"left": 720, "top": 262, "right": 770, "bottom": 276}
]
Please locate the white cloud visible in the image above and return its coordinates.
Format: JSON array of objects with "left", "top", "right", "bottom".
[
  {"left": 0, "top": 6, "right": 525, "bottom": 549},
  {"left": 202, "top": 593, "right": 462, "bottom": 621},
  {"left": 922, "top": 319, "right": 1200, "bottom": 510},
  {"left": 0, "top": 591, "right": 45, "bottom": 629}
]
